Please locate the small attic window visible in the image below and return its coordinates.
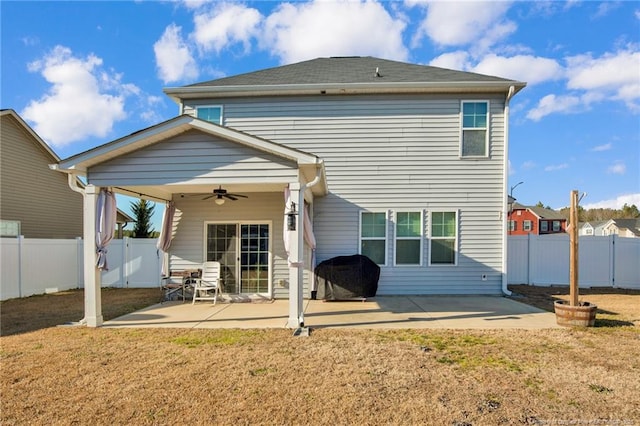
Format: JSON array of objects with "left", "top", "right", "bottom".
[{"left": 196, "top": 106, "right": 223, "bottom": 125}]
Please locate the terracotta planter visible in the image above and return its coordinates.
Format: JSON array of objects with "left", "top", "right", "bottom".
[{"left": 554, "top": 300, "right": 597, "bottom": 327}]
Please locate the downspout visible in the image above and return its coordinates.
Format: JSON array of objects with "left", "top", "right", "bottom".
[{"left": 502, "top": 86, "right": 515, "bottom": 296}]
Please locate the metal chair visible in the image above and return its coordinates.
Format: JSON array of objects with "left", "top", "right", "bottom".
[{"left": 192, "top": 261, "right": 221, "bottom": 305}]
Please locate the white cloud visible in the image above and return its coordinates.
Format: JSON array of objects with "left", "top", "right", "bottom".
[
  {"left": 262, "top": 1, "right": 408, "bottom": 64},
  {"left": 429, "top": 51, "right": 471, "bottom": 70},
  {"left": 527, "top": 94, "right": 582, "bottom": 121},
  {"left": 472, "top": 54, "right": 563, "bottom": 84},
  {"left": 583, "top": 193, "right": 640, "bottom": 209},
  {"left": 544, "top": 163, "right": 569, "bottom": 172},
  {"left": 565, "top": 47, "right": 640, "bottom": 110},
  {"left": 192, "top": 3, "right": 262, "bottom": 54},
  {"left": 21, "top": 46, "right": 130, "bottom": 147},
  {"left": 607, "top": 161, "right": 626, "bottom": 175},
  {"left": 154, "top": 24, "right": 198, "bottom": 84},
  {"left": 522, "top": 161, "right": 536, "bottom": 170},
  {"left": 411, "top": 1, "right": 514, "bottom": 52},
  {"left": 591, "top": 142, "right": 612, "bottom": 152}
]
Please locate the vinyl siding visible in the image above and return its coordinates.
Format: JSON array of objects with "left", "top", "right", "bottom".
[
  {"left": 89, "top": 129, "right": 298, "bottom": 186},
  {"left": 186, "top": 94, "right": 507, "bottom": 294},
  {"left": 0, "top": 114, "right": 83, "bottom": 238},
  {"left": 167, "top": 192, "right": 310, "bottom": 299}
]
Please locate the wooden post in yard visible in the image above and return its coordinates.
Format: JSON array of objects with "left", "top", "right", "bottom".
[{"left": 569, "top": 190, "right": 579, "bottom": 307}]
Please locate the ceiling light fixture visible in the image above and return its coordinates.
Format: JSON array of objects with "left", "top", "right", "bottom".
[{"left": 215, "top": 196, "right": 225, "bottom": 205}]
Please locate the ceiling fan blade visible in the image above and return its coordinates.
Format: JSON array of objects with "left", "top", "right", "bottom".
[
  {"left": 225, "top": 194, "right": 238, "bottom": 201},
  {"left": 228, "top": 193, "right": 248, "bottom": 198},
  {"left": 202, "top": 195, "right": 214, "bottom": 200}
]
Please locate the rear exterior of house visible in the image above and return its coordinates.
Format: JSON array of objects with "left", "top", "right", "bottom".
[
  {"left": 161, "top": 57, "right": 525, "bottom": 296},
  {"left": 55, "top": 57, "right": 525, "bottom": 317}
]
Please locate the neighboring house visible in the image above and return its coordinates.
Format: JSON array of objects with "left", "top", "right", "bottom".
[
  {"left": 0, "top": 109, "right": 134, "bottom": 238},
  {"left": 508, "top": 203, "right": 567, "bottom": 235},
  {"left": 579, "top": 220, "right": 608, "bottom": 236},
  {"left": 601, "top": 219, "right": 640, "bottom": 238},
  {"left": 52, "top": 57, "right": 526, "bottom": 327}
]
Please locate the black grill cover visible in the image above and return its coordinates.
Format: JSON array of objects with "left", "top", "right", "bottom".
[{"left": 314, "top": 254, "right": 380, "bottom": 300}]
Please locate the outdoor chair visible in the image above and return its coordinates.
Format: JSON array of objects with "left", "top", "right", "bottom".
[{"left": 192, "top": 261, "right": 221, "bottom": 305}]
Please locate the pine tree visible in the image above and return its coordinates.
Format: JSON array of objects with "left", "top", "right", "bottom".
[{"left": 130, "top": 199, "right": 155, "bottom": 238}]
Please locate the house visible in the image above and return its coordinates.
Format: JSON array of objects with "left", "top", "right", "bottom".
[
  {"left": 601, "top": 219, "right": 640, "bottom": 238},
  {"left": 579, "top": 220, "right": 608, "bottom": 236},
  {"left": 52, "top": 56, "right": 526, "bottom": 327},
  {"left": 0, "top": 109, "right": 134, "bottom": 238},
  {"left": 508, "top": 203, "right": 567, "bottom": 235}
]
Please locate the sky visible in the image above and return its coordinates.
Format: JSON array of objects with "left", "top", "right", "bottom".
[{"left": 1, "top": 0, "right": 639, "bottom": 230}]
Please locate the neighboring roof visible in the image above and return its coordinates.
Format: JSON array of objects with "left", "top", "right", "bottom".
[
  {"left": 55, "top": 114, "right": 323, "bottom": 173},
  {"left": 164, "top": 56, "right": 526, "bottom": 101},
  {"left": 607, "top": 218, "right": 640, "bottom": 236},
  {"left": 1, "top": 109, "right": 60, "bottom": 161},
  {"left": 511, "top": 203, "right": 566, "bottom": 220},
  {"left": 116, "top": 210, "right": 135, "bottom": 224}
]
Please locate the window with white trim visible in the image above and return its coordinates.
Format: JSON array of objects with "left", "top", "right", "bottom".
[
  {"left": 461, "top": 101, "right": 489, "bottom": 157},
  {"left": 394, "top": 211, "right": 422, "bottom": 266},
  {"left": 523, "top": 220, "right": 532, "bottom": 232},
  {"left": 508, "top": 220, "right": 516, "bottom": 232},
  {"left": 540, "top": 221, "right": 549, "bottom": 232},
  {"left": 430, "top": 211, "right": 457, "bottom": 265},
  {"left": 196, "top": 105, "right": 223, "bottom": 125},
  {"left": 360, "top": 211, "right": 387, "bottom": 266}
]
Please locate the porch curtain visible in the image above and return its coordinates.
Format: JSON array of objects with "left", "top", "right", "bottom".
[
  {"left": 96, "top": 188, "right": 117, "bottom": 271},
  {"left": 157, "top": 201, "right": 176, "bottom": 276},
  {"left": 283, "top": 187, "right": 318, "bottom": 284}
]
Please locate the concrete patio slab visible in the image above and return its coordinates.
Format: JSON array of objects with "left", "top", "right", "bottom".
[{"left": 104, "top": 296, "right": 560, "bottom": 330}]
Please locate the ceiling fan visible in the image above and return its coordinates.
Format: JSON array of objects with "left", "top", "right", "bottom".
[{"left": 203, "top": 186, "right": 248, "bottom": 205}]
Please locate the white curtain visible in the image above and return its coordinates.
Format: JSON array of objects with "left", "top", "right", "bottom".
[
  {"left": 157, "top": 201, "right": 176, "bottom": 276},
  {"left": 96, "top": 188, "right": 117, "bottom": 271}
]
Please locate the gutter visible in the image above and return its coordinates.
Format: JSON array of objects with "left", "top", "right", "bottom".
[{"left": 501, "top": 86, "right": 516, "bottom": 296}]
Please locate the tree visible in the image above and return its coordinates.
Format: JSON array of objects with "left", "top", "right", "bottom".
[
  {"left": 621, "top": 203, "right": 640, "bottom": 218},
  {"left": 130, "top": 199, "right": 155, "bottom": 238}
]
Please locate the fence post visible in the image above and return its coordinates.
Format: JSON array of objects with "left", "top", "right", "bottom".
[
  {"left": 123, "top": 237, "right": 129, "bottom": 288},
  {"left": 17, "top": 235, "right": 24, "bottom": 298},
  {"left": 611, "top": 234, "right": 616, "bottom": 288},
  {"left": 76, "top": 237, "right": 83, "bottom": 289}
]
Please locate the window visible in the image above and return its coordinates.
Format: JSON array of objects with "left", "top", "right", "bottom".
[
  {"left": 586, "top": 228, "right": 593, "bottom": 235},
  {"left": 540, "top": 221, "right": 549, "bottom": 232},
  {"left": 360, "top": 212, "right": 387, "bottom": 265},
  {"left": 523, "top": 220, "right": 532, "bottom": 232},
  {"left": 461, "top": 101, "right": 489, "bottom": 157},
  {"left": 430, "top": 211, "right": 457, "bottom": 265},
  {"left": 196, "top": 106, "right": 223, "bottom": 125},
  {"left": 508, "top": 220, "right": 516, "bottom": 232},
  {"left": 395, "top": 211, "right": 422, "bottom": 266},
  {"left": 553, "top": 221, "right": 561, "bottom": 232}
]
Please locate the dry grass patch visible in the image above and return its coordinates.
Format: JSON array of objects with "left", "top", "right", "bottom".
[{"left": 1, "top": 286, "right": 640, "bottom": 424}]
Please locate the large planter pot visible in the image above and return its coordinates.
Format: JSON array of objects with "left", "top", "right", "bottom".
[{"left": 554, "top": 300, "right": 597, "bottom": 327}]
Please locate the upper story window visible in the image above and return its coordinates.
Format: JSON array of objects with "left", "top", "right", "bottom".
[
  {"left": 360, "top": 211, "right": 387, "bottom": 266},
  {"left": 430, "top": 211, "right": 458, "bottom": 265},
  {"left": 196, "top": 106, "right": 223, "bottom": 125},
  {"left": 460, "top": 101, "right": 489, "bottom": 157},
  {"left": 394, "top": 211, "right": 423, "bottom": 266}
]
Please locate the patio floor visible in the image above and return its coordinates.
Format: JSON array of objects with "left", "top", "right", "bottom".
[{"left": 103, "top": 296, "right": 560, "bottom": 330}]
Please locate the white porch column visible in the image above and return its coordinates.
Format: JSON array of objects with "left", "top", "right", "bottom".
[
  {"left": 287, "top": 182, "right": 305, "bottom": 328},
  {"left": 83, "top": 185, "right": 103, "bottom": 327}
]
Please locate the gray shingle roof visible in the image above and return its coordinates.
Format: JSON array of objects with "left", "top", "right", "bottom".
[
  {"left": 186, "top": 56, "right": 523, "bottom": 87},
  {"left": 512, "top": 203, "right": 566, "bottom": 220}
]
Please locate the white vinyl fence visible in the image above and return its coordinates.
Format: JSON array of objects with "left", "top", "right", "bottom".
[
  {"left": 0, "top": 237, "right": 161, "bottom": 301},
  {"left": 508, "top": 234, "right": 640, "bottom": 289}
]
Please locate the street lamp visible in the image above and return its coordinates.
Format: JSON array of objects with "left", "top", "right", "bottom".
[{"left": 510, "top": 181, "right": 524, "bottom": 198}]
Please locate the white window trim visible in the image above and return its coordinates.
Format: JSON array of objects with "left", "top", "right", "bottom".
[
  {"left": 459, "top": 100, "right": 490, "bottom": 158},
  {"left": 196, "top": 105, "right": 224, "bottom": 125},
  {"left": 428, "top": 210, "right": 459, "bottom": 267},
  {"left": 523, "top": 220, "right": 532, "bottom": 232},
  {"left": 393, "top": 210, "right": 424, "bottom": 267},
  {"left": 359, "top": 210, "right": 388, "bottom": 267}
]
